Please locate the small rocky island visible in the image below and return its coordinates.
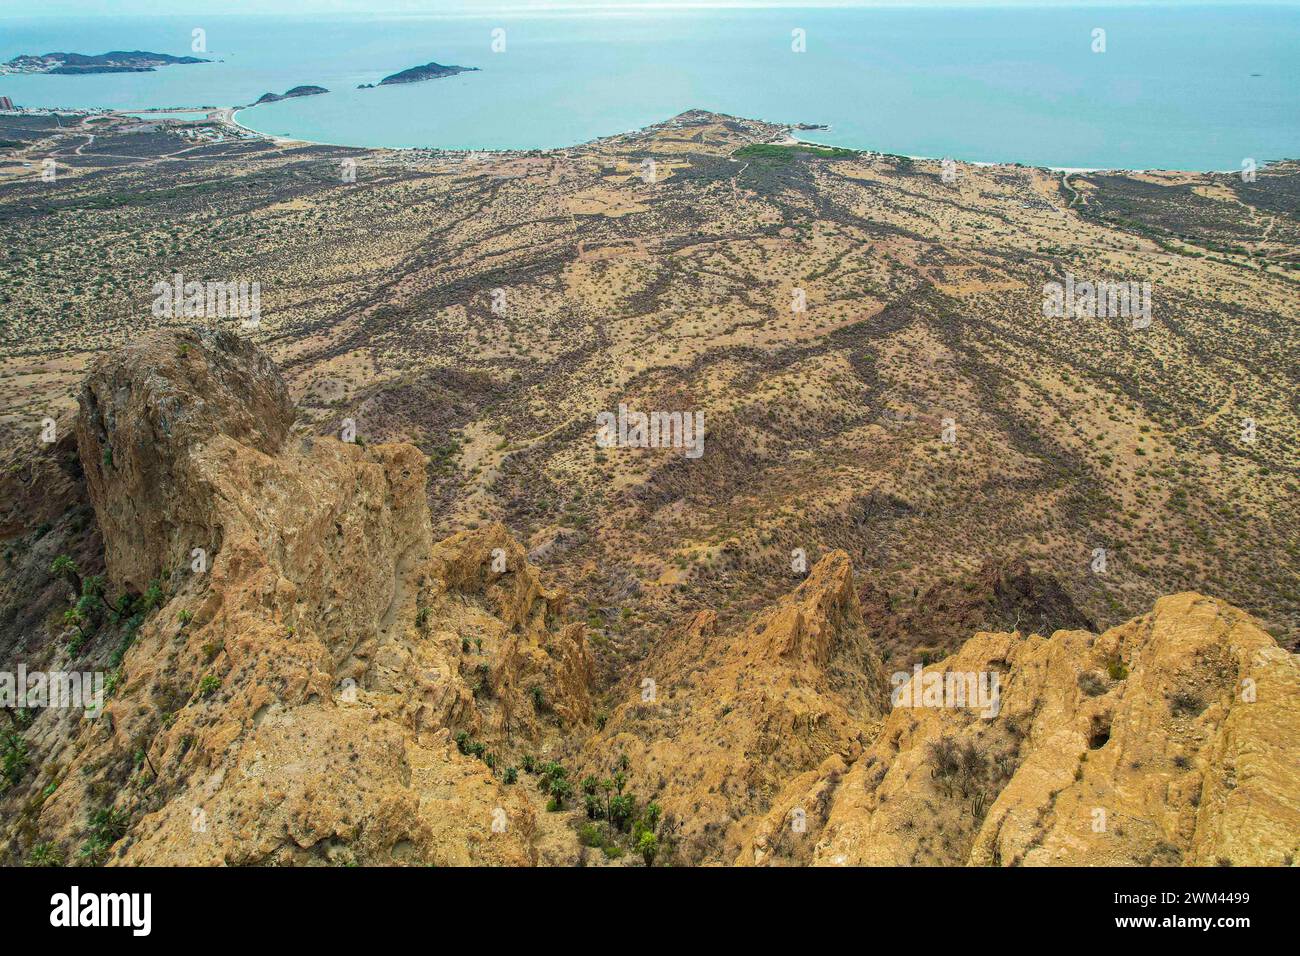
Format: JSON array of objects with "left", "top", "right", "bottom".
[
  {"left": 253, "top": 86, "right": 329, "bottom": 105},
  {"left": 0, "top": 51, "right": 209, "bottom": 75},
  {"left": 370, "top": 61, "right": 478, "bottom": 87}
]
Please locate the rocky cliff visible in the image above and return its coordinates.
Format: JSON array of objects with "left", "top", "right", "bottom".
[
  {"left": 0, "top": 330, "right": 1294, "bottom": 867},
  {"left": 4, "top": 329, "right": 590, "bottom": 865}
]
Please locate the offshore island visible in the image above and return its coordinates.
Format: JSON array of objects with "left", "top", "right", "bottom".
[
  {"left": 253, "top": 86, "right": 330, "bottom": 105},
  {"left": 358, "top": 60, "right": 479, "bottom": 88}
]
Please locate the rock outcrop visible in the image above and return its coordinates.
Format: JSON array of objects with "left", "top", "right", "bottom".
[
  {"left": 792, "top": 593, "right": 1298, "bottom": 867},
  {"left": 9, "top": 328, "right": 591, "bottom": 865}
]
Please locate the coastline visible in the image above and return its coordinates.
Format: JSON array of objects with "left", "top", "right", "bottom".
[
  {"left": 231, "top": 102, "right": 1122, "bottom": 171},
  {"left": 227, "top": 106, "right": 311, "bottom": 147},
  {"left": 213, "top": 104, "right": 1253, "bottom": 175},
  {"left": 12, "top": 102, "right": 1263, "bottom": 176},
  {"left": 788, "top": 133, "right": 1113, "bottom": 175},
  {"left": 222, "top": 105, "right": 1137, "bottom": 174}
]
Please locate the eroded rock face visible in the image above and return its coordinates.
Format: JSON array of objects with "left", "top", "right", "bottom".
[
  {"left": 76, "top": 327, "right": 295, "bottom": 595},
  {"left": 802, "top": 593, "right": 1298, "bottom": 867},
  {"left": 581, "top": 551, "right": 890, "bottom": 864},
  {"left": 22, "top": 330, "right": 590, "bottom": 865},
  {"left": 0, "top": 417, "right": 83, "bottom": 540}
]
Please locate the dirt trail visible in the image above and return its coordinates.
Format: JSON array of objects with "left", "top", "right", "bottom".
[
  {"left": 1171, "top": 383, "right": 1239, "bottom": 436},
  {"left": 1061, "top": 172, "right": 1085, "bottom": 207}
]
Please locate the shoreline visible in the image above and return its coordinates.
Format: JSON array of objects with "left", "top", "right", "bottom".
[
  {"left": 227, "top": 106, "right": 310, "bottom": 146},
  {"left": 195, "top": 105, "right": 1272, "bottom": 176},
  {"left": 7, "top": 104, "right": 1268, "bottom": 176},
  {"left": 228, "top": 103, "right": 1134, "bottom": 173},
  {"left": 787, "top": 133, "right": 1114, "bottom": 174}
]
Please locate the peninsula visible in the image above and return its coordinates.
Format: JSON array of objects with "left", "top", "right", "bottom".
[{"left": 0, "top": 51, "right": 210, "bottom": 75}]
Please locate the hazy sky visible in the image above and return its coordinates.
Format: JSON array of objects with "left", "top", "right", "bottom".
[{"left": 10, "top": 0, "right": 1294, "bottom": 19}]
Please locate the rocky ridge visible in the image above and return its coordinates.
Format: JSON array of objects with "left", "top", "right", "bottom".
[{"left": 0, "top": 330, "right": 1294, "bottom": 867}]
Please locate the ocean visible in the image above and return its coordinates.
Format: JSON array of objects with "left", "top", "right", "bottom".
[{"left": 1, "top": 5, "right": 1297, "bottom": 170}]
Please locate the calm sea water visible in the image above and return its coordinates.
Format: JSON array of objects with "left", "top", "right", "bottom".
[{"left": 1, "top": 6, "right": 1297, "bottom": 170}]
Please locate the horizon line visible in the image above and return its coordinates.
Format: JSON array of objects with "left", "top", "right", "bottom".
[{"left": 9, "top": 0, "right": 1300, "bottom": 20}]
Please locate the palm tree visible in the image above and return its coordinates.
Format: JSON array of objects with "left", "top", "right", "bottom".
[
  {"left": 637, "top": 831, "right": 658, "bottom": 867},
  {"left": 600, "top": 778, "right": 615, "bottom": 836},
  {"left": 549, "top": 777, "right": 572, "bottom": 810},
  {"left": 50, "top": 555, "right": 81, "bottom": 598},
  {"left": 63, "top": 607, "right": 89, "bottom": 644}
]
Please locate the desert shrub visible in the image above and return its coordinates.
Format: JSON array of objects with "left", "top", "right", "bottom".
[
  {"left": 1169, "top": 690, "right": 1205, "bottom": 717},
  {"left": 1077, "top": 671, "right": 1107, "bottom": 696},
  {"left": 955, "top": 741, "right": 989, "bottom": 798},
  {"left": 928, "top": 736, "right": 961, "bottom": 780}
]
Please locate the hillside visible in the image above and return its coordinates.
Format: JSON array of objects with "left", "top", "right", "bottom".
[{"left": 0, "top": 108, "right": 1296, "bottom": 866}]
